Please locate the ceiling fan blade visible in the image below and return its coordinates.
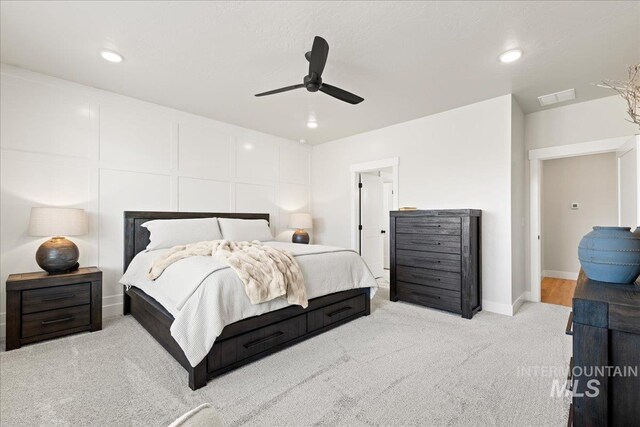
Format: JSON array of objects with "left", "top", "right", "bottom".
[
  {"left": 308, "top": 36, "right": 329, "bottom": 78},
  {"left": 319, "top": 83, "right": 364, "bottom": 104},
  {"left": 255, "top": 84, "right": 305, "bottom": 97}
]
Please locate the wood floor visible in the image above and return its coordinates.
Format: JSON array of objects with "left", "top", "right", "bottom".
[{"left": 541, "top": 277, "right": 576, "bottom": 307}]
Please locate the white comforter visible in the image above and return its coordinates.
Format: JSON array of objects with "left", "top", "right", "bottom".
[{"left": 119, "top": 242, "right": 377, "bottom": 367}]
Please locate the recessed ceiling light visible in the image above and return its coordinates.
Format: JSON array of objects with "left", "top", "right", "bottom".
[
  {"left": 100, "top": 50, "right": 123, "bottom": 63},
  {"left": 499, "top": 49, "right": 522, "bottom": 63},
  {"left": 306, "top": 121, "right": 318, "bottom": 129},
  {"left": 299, "top": 139, "right": 307, "bottom": 144}
]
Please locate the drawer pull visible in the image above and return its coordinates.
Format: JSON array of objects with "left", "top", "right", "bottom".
[
  {"left": 410, "top": 241, "right": 442, "bottom": 246},
  {"left": 410, "top": 292, "right": 441, "bottom": 300},
  {"left": 565, "top": 312, "right": 573, "bottom": 336},
  {"left": 243, "top": 331, "right": 284, "bottom": 349},
  {"left": 41, "top": 316, "right": 75, "bottom": 325},
  {"left": 42, "top": 293, "right": 76, "bottom": 302},
  {"left": 327, "top": 306, "right": 352, "bottom": 317},
  {"left": 415, "top": 225, "right": 441, "bottom": 228},
  {"left": 410, "top": 274, "right": 440, "bottom": 281}
]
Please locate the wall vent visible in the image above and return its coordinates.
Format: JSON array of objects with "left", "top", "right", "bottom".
[{"left": 538, "top": 88, "right": 576, "bottom": 106}]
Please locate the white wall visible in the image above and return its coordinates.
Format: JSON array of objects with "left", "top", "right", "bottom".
[
  {"left": 525, "top": 95, "right": 638, "bottom": 149},
  {"left": 510, "top": 98, "right": 526, "bottom": 306},
  {"left": 618, "top": 138, "right": 639, "bottom": 229},
  {"left": 311, "top": 95, "right": 517, "bottom": 314},
  {"left": 542, "top": 153, "right": 618, "bottom": 276},
  {"left": 0, "top": 65, "right": 311, "bottom": 336},
  {"left": 524, "top": 95, "right": 637, "bottom": 296}
]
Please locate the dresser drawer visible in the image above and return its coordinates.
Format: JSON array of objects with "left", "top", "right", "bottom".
[
  {"left": 396, "top": 217, "right": 460, "bottom": 235},
  {"left": 22, "top": 283, "right": 91, "bottom": 314},
  {"left": 210, "top": 314, "right": 307, "bottom": 370},
  {"left": 395, "top": 233, "right": 461, "bottom": 254},
  {"left": 396, "top": 281, "right": 461, "bottom": 313},
  {"left": 21, "top": 304, "right": 91, "bottom": 338},
  {"left": 396, "top": 249, "right": 460, "bottom": 272},
  {"left": 308, "top": 294, "right": 367, "bottom": 332},
  {"left": 395, "top": 266, "right": 461, "bottom": 292}
]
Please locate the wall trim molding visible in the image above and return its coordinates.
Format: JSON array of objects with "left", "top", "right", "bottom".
[{"left": 542, "top": 270, "right": 579, "bottom": 280}]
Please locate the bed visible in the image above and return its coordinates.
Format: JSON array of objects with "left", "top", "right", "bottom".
[{"left": 121, "top": 211, "right": 375, "bottom": 390}]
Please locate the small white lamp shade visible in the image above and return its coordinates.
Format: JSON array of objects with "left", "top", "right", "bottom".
[
  {"left": 29, "top": 207, "right": 88, "bottom": 237},
  {"left": 288, "top": 213, "right": 312, "bottom": 229}
]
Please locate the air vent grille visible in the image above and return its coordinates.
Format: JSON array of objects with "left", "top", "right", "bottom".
[{"left": 538, "top": 88, "right": 576, "bottom": 106}]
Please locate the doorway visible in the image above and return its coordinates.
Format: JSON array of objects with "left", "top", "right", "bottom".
[
  {"left": 529, "top": 136, "right": 639, "bottom": 303},
  {"left": 350, "top": 158, "right": 399, "bottom": 285},
  {"left": 540, "top": 153, "right": 618, "bottom": 306}
]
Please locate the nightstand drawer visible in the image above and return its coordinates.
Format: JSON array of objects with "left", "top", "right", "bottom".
[
  {"left": 22, "top": 283, "right": 91, "bottom": 314},
  {"left": 22, "top": 304, "right": 91, "bottom": 338}
]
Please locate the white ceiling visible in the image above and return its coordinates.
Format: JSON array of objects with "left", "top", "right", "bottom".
[{"left": 1, "top": 1, "right": 638, "bottom": 144}]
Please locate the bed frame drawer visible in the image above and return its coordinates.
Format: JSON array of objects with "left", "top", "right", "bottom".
[
  {"left": 396, "top": 281, "right": 461, "bottom": 314},
  {"left": 308, "top": 294, "right": 367, "bottom": 332},
  {"left": 22, "top": 283, "right": 91, "bottom": 314},
  {"left": 395, "top": 266, "right": 461, "bottom": 292},
  {"left": 209, "top": 314, "right": 307, "bottom": 370}
]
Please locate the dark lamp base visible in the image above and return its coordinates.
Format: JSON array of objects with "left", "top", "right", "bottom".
[
  {"left": 292, "top": 229, "right": 310, "bottom": 244},
  {"left": 36, "top": 237, "right": 80, "bottom": 274}
]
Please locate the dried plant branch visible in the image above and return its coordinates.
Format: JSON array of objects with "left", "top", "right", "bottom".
[{"left": 600, "top": 64, "right": 640, "bottom": 130}]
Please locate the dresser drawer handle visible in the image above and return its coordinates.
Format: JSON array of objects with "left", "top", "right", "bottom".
[
  {"left": 327, "top": 306, "right": 352, "bottom": 317},
  {"left": 41, "top": 316, "right": 75, "bottom": 325},
  {"left": 42, "top": 293, "right": 76, "bottom": 302},
  {"left": 565, "top": 312, "right": 573, "bottom": 336},
  {"left": 410, "top": 292, "right": 441, "bottom": 300},
  {"left": 410, "top": 274, "right": 440, "bottom": 282},
  {"left": 416, "top": 224, "right": 441, "bottom": 228},
  {"left": 410, "top": 241, "right": 442, "bottom": 246},
  {"left": 243, "top": 331, "right": 284, "bottom": 349}
]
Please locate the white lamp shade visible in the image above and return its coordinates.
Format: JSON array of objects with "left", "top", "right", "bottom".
[
  {"left": 288, "top": 213, "right": 312, "bottom": 229},
  {"left": 29, "top": 207, "right": 88, "bottom": 237}
]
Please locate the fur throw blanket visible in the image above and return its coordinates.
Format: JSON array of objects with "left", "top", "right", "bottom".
[{"left": 148, "top": 240, "right": 307, "bottom": 308}]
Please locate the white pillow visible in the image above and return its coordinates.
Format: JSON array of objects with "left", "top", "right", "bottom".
[
  {"left": 218, "top": 218, "right": 273, "bottom": 242},
  {"left": 142, "top": 218, "right": 222, "bottom": 251}
]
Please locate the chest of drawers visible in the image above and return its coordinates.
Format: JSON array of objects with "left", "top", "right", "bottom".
[{"left": 390, "top": 210, "right": 481, "bottom": 319}]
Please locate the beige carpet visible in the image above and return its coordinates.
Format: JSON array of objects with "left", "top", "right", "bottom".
[{"left": 1, "top": 289, "right": 572, "bottom": 426}]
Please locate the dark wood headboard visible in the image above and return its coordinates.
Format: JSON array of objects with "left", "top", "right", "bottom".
[{"left": 123, "top": 211, "right": 270, "bottom": 271}]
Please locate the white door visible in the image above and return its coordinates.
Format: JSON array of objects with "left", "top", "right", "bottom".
[
  {"left": 360, "top": 173, "right": 384, "bottom": 278},
  {"left": 382, "top": 182, "right": 393, "bottom": 269},
  {"left": 618, "top": 141, "right": 639, "bottom": 227}
]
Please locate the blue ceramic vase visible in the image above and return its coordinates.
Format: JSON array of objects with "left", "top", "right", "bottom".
[{"left": 578, "top": 226, "right": 640, "bottom": 284}]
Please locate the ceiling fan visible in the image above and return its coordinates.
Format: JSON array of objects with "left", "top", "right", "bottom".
[{"left": 255, "top": 36, "right": 364, "bottom": 105}]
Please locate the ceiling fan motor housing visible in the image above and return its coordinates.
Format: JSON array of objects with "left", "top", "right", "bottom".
[{"left": 304, "top": 73, "right": 322, "bottom": 92}]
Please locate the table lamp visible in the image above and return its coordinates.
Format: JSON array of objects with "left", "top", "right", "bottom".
[
  {"left": 289, "top": 213, "right": 312, "bottom": 244},
  {"left": 29, "top": 207, "right": 88, "bottom": 274}
]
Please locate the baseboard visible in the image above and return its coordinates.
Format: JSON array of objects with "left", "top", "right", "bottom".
[
  {"left": 483, "top": 293, "right": 528, "bottom": 317},
  {"left": 542, "top": 270, "right": 578, "bottom": 280},
  {"left": 0, "top": 295, "right": 123, "bottom": 340}
]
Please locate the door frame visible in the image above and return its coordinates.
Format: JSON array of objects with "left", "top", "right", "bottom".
[
  {"left": 528, "top": 136, "right": 634, "bottom": 302},
  {"left": 350, "top": 158, "right": 399, "bottom": 252}
]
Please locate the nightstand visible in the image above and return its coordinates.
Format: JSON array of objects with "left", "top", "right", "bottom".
[{"left": 5, "top": 267, "right": 102, "bottom": 350}]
